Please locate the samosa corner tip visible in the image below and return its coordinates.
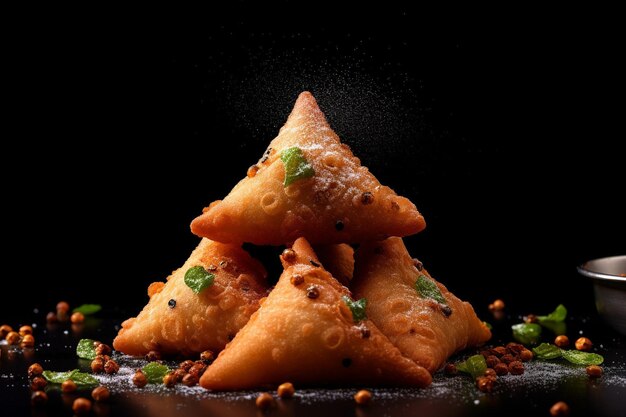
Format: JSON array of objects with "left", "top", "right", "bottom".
[{"left": 286, "top": 91, "right": 329, "bottom": 128}]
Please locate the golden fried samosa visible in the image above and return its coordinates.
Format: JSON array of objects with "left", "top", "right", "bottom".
[
  {"left": 190, "top": 91, "right": 426, "bottom": 245},
  {"left": 313, "top": 243, "right": 354, "bottom": 286},
  {"left": 113, "top": 238, "right": 267, "bottom": 357},
  {"left": 352, "top": 237, "right": 491, "bottom": 373},
  {"left": 199, "top": 237, "right": 432, "bottom": 390}
]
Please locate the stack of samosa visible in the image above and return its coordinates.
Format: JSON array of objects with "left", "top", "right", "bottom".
[{"left": 113, "top": 92, "right": 491, "bottom": 390}]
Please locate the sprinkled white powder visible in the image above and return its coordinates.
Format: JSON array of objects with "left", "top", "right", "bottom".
[{"left": 88, "top": 353, "right": 626, "bottom": 406}]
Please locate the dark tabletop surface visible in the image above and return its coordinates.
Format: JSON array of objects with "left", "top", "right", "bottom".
[{"left": 2, "top": 301, "right": 625, "bottom": 417}]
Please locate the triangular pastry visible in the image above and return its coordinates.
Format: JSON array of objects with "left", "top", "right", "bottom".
[
  {"left": 352, "top": 237, "right": 491, "bottom": 373},
  {"left": 191, "top": 91, "right": 426, "bottom": 245},
  {"left": 113, "top": 238, "right": 267, "bottom": 357},
  {"left": 200, "top": 237, "right": 432, "bottom": 390},
  {"left": 313, "top": 243, "right": 354, "bottom": 286}
]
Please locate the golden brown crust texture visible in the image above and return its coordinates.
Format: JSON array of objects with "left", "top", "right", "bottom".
[
  {"left": 352, "top": 237, "right": 491, "bottom": 373},
  {"left": 191, "top": 92, "right": 425, "bottom": 245},
  {"left": 113, "top": 238, "right": 267, "bottom": 357},
  {"left": 199, "top": 237, "right": 432, "bottom": 390}
]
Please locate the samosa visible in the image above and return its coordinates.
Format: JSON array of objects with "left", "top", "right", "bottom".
[
  {"left": 191, "top": 92, "right": 426, "bottom": 245},
  {"left": 352, "top": 237, "right": 491, "bottom": 373},
  {"left": 313, "top": 243, "right": 354, "bottom": 286},
  {"left": 113, "top": 238, "right": 267, "bottom": 357},
  {"left": 200, "top": 237, "right": 432, "bottom": 390}
]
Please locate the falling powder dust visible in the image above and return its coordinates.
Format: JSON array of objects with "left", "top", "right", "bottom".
[{"left": 211, "top": 51, "right": 431, "bottom": 184}]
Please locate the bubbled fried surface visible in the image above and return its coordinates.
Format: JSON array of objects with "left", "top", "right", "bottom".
[
  {"left": 199, "top": 238, "right": 431, "bottom": 391},
  {"left": 113, "top": 239, "right": 267, "bottom": 357},
  {"left": 190, "top": 92, "right": 426, "bottom": 245},
  {"left": 352, "top": 238, "right": 492, "bottom": 374}
]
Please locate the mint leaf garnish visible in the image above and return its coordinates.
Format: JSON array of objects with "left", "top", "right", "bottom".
[
  {"left": 341, "top": 296, "right": 367, "bottom": 323},
  {"left": 141, "top": 362, "right": 170, "bottom": 384},
  {"left": 42, "top": 369, "right": 98, "bottom": 387},
  {"left": 538, "top": 304, "right": 567, "bottom": 323},
  {"left": 561, "top": 350, "right": 604, "bottom": 365},
  {"left": 184, "top": 266, "right": 215, "bottom": 294},
  {"left": 415, "top": 274, "right": 447, "bottom": 305},
  {"left": 76, "top": 339, "right": 97, "bottom": 360},
  {"left": 42, "top": 369, "right": 79, "bottom": 384},
  {"left": 512, "top": 323, "right": 542, "bottom": 345},
  {"left": 532, "top": 343, "right": 563, "bottom": 360},
  {"left": 281, "top": 147, "right": 315, "bottom": 186},
  {"left": 73, "top": 304, "right": 102, "bottom": 315},
  {"left": 456, "top": 355, "right": 487, "bottom": 379}
]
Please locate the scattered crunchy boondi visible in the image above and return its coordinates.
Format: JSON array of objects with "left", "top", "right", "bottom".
[
  {"left": 133, "top": 370, "right": 148, "bottom": 388},
  {"left": 476, "top": 376, "right": 496, "bottom": 392},
  {"left": 91, "top": 357, "right": 105, "bottom": 373},
  {"left": 277, "top": 382, "right": 295, "bottom": 399},
  {"left": 0, "top": 324, "right": 13, "bottom": 338},
  {"left": 72, "top": 398, "right": 92, "bottom": 415},
  {"left": 92, "top": 386, "right": 110, "bottom": 401},
  {"left": 163, "top": 372, "right": 177, "bottom": 388},
  {"left": 71, "top": 312, "right": 85, "bottom": 324},
  {"left": 31, "top": 390, "right": 48, "bottom": 407},
  {"left": 586, "top": 365, "right": 603, "bottom": 378},
  {"left": 354, "top": 389, "right": 372, "bottom": 405},
  {"left": 6, "top": 331, "right": 20, "bottom": 345},
  {"left": 62, "top": 380, "right": 77, "bottom": 393},
  {"left": 28, "top": 363, "right": 43, "bottom": 378},
  {"left": 255, "top": 392, "right": 275, "bottom": 410},
  {"left": 554, "top": 335, "right": 570, "bottom": 348},
  {"left": 182, "top": 373, "right": 199, "bottom": 387},
  {"left": 575, "top": 337, "right": 592, "bottom": 351},
  {"left": 19, "top": 325, "right": 33, "bottom": 336},
  {"left": 145, "top": 350, "right": 161, "bottom": 362},
  {"left": 200, "top": 350, "right": 214, "bottom": 363},
  {"left": 21, "top": 334, "right": 35, "bottom": 348},
  {"left": 550, "top": 401, "right": 570, "bottom": 416},
  {"left": 489, "top": 299, "right": 505, "bottom": 311},
  {"left": 30, "top": 377, "right": 47, "bottom": 390},
  {"left": 104, "top": 359, "right": 120, "bottom": 374},
  {"left": 56, "top": 301, "right": 70, "bottom": 314}
]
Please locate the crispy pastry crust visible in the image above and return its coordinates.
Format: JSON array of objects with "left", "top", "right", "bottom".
[
  {"left": 191, "top": 92, "right": 426, "bottom": 245},
  {"left": 352, "top": 237, "right": 492, "bottom": 373},
  {"left": 113, "top": 239, "right": 267, "bottom": 357},
  {"left": 199, "top": 237, "right": 432, "bottom": 390}
]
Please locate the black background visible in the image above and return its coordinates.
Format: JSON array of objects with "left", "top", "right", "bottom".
[{"left": 2, "top": 7, "right": 624, "bottom": 323}]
